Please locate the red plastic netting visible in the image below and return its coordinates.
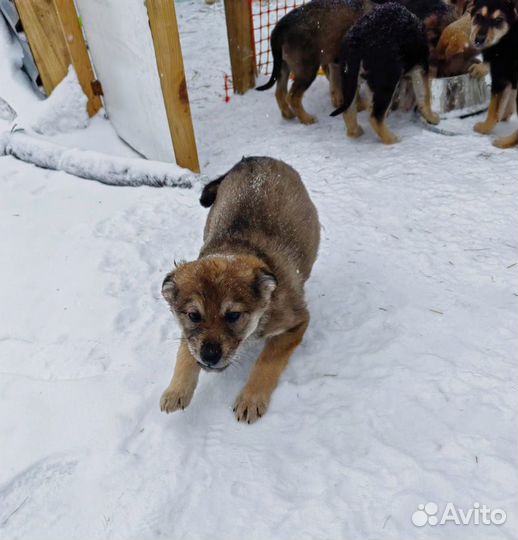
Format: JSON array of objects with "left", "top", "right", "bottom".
[{"left": 251, "top": 0, "right": 309, "bottom": 76}]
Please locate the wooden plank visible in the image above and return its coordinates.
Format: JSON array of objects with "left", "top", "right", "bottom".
[
  {"left": 146, "top": 0, "right": 200, "bottom": 173},
  {"left": 14, "top": 0, "right": 70, "bottom": 94},
  {"left": 53, "top": 0, "right": 102, "bottom": 116},
  {"left": 15, "top": 0, "right": 101, "bottom": 117},
  {"left": 224, "top": 0, "right": 256, "bottom": 94}
]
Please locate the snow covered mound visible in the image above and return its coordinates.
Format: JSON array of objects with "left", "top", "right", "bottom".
[{"left": 22, "top": 67, "right": 89, "bottom": 135}]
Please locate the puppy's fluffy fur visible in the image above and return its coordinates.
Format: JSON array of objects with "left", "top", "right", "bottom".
[
  {"left": 160, "top": 157, "right": 320, "bottom": 423},
  {"left": 331, "top": 2, "right": 440, "bottom": 144},
  {"left": 256, "top": 0, "right": 373, "bottom": 124},
  {"left": 469, "top": 0, "right": 518, "bottom": 141}
]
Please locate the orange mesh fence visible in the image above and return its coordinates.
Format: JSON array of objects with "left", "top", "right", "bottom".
[{"left": 251, "top": 0, "right": 309, "bottom": 76}]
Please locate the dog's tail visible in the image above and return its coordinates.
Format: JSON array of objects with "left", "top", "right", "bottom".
[
  {"left": 256, "top": 24, "right": 283, "bottom": 91},
  {"left": 330, "top": 45, "right": 362, "bottom": 117},
  {"left": 200, "top": 175, "right": 225, "bottom": 207}
]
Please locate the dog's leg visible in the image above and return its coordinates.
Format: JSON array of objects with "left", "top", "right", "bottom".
[
  {"left": 343, "top": 91, "right": 364, "bottom": 138},
  {"left": 275, "top": 61, "right": 295, "bottom": 120},
  {"left": 493, "top": 129, "right": 518, "bottom": 149},
  {"left": 160, "top": 340, "right": 201, "bottom": 413},
  {"left": 328, "top": 63, "right": 343, "bottom": 108},
  {"left": 287, "top": 66, "right": 319, "bottom": 124},
  {"left": 474, "top": 91, "right": 505, "bottom": 134},
  {"left": 234, "top": 315, "right": 309, "bottom": 423},
  {"left": 501, "top": 88, "right": 517, "bottom": 121},
  {"left": 411, "top": 68, "right": 440, "bottom": 125},
  {"left": 369, "top": 80, "right": 400, "bottom": 144},
  {"left": 356, "top": 91, "right": 367, "bottom": 112}
]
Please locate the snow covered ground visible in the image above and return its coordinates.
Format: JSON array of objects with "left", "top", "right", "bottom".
[{"left": 1, "top": 2, "right": 517, "bottom": 539}]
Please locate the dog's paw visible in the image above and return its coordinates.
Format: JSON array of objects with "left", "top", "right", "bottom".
[
  {"left": 299, "top": 114, "right": 317, "bottom": 125},
  {"left": 380, "top": 133, "right": 400, "bottom": 145},
  {"left": 423, "top": 111, "right": 440, "bottom": 125},
  {"left": 474, "top": 121, "right": 493, "bottom": 135},
  {"left": 233, "top": 390, "right": 270, "bottom": 424},
  {"left": 347, "top": 125, "right": 364, "bottom": 138},
  {"left": 160, "top": 385, "right": 195, "bottom": 413},
  {"left": 468, "top": 63, "right": 489, "bottom": 80},
  {"left": 281, "top": 108, "right": 295, "bottom": 120}
]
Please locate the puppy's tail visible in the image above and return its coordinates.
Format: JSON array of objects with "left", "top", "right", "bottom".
[
  {"left": 200, "top": 175, "right": 225, "bottom": 207},
  {"left": 256, "top": 24, "right": 283, "bottom": 91},
  {"left": 330, "top": 46, "right": 362, "bottom": 117}
]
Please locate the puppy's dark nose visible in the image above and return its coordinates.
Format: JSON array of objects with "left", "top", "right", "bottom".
[
  {"left": 200, "top": 342, "right": 222, "bottom": 366},
  {"left": 474, "top": 33, "right": 487, "bottom": 47}
]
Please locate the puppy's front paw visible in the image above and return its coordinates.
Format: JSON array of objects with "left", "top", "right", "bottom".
[
  {"left": 233, "top": 389, "right": 270, "bottom": 424},
  {"left": 160, "top": 385, "right": 195, "bottom": 413},
  {"left": 468, "top": 63, "right": 489, "bottom": 80},
  {"left": 423, "top": 111, "right": 440, "bottom": 125},
  {"left": 474, "top": 121, "right": 493, "bottom": 135}
]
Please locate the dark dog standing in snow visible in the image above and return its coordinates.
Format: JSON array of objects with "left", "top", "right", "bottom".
[
  {"left": 160, "top": 157, "right": 320, "bottom": 423},
  {"left": 256, "top": 0, "right": 373, "bottom": 124},
  {"left": 469, "top": 0, "right": 518, "bottom": 146},
  {"left": 330, "top": 2, "right": 440, "bottom": 144}
]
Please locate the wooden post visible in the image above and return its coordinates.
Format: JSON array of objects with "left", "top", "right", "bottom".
[
  {"left": 224, "top": 0, "right": 256, "bottom": 94},
  {"left": 14, "top": 0, "right": 101, "bottom": 117},
  {"left": 53, "top": 0, "right": 102, "bottom": 117},
  {"left": 146, "top": 0, "right": 200, "bottom": 173}
]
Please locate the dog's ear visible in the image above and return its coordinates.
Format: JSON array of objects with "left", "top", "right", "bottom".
[
  {"left": 254, "top": 269, "right": 277, "bottom": 300},
  {"left": 161, "top": 270, "right": 177, "bottom": 303}
]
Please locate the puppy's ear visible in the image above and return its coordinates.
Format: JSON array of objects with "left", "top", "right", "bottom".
[
  {"left": 254, "top": 269, "right": 277, "bottom": 300},
  {"left": 161, "top": 271, "right": 177, "bottom": 303}
]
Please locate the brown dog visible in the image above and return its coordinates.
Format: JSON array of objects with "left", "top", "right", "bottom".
[
  {"left": 256, "top": 0, "right": 373, "bottom": 124},
  {"left": 160, "top": 157, "right": 320, "bottom": 423},
  {"left": 435, "top": 13, "right": 488, "bottom": 76}
]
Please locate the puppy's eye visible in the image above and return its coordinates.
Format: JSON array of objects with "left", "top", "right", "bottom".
[
  {"left": 188, "top": 311, "right": 201, "bottom": 323},
  {"left": 494, "top": 17, "right": 504, "bottom": 24},
  {"left": 225, "top": 311, "right": 241, "bottom": 323}
]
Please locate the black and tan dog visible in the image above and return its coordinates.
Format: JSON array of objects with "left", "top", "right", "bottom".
[
  {"left": 256, "top": 0, "right": 373, "bottom": 124},
  {"left": 470, "top": 0, "right": 517, "bottom": 138},
  {"left": 160, "top": 157, "right": 320, "bottom": 423},
  {"left": 331, "top": 3, "right": 440, "bottom": 144}
]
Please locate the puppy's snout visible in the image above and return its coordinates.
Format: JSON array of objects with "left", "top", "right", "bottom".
[{"left": 200, "top": 342, "right": 222, "bottom": 366}]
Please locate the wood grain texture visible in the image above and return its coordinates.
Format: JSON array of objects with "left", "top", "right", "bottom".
[
  {"left": 224, "top": 0, "right": 256, "bottom": 94},
  {"left": 15, "top": 0, "right": 69, "bottom": 94},
  {"left": 146, "top": 0, "right": 200, "bottom": 172},
  {"left": 53, "top": 0, "right": 102, "bottom": 116},
  {"left": 15, "top": 0, "right": 101, "bottom": 117}
]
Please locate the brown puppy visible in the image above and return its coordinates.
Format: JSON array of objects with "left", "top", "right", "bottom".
[
  {"left": 160, "top": 157, "right": 320, "bottom": 423},
  {"left": 435, "top": 13, "right": 488, "bottom": 76},
  {"left": 256, "top": 0, "right": 373, "bottom": 124}
]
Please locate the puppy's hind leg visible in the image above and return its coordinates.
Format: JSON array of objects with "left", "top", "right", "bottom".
[
  {"left": 160, "top": 340, "right": 201, "bottom": 413},
  {"left": 343, "top": 91, "right": 364, "bottom": 138},
  {"left": 411, "top": 67, "right": 440, "bottom": 125},
  {"left": 234, "top": 313, "right": 309, "bottom": 424},
  {"left": 276, "top": 61, "right": 295, "bottom": 120},
  {"left": 369, "top": 76, "right": 400, "bottom": 144},
  {"left": 288, "top": 63, "right": 319, "bottom": 125}
]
